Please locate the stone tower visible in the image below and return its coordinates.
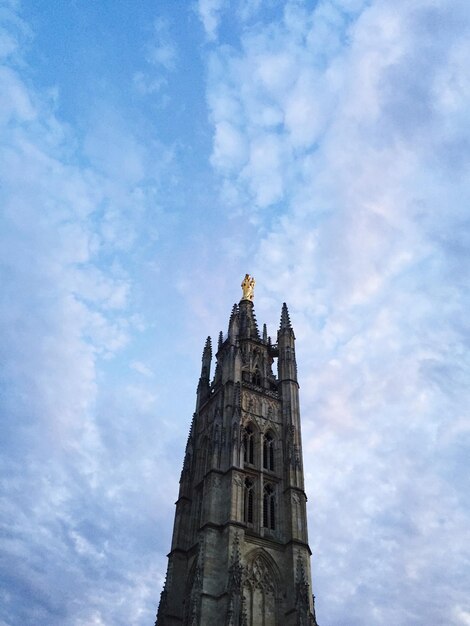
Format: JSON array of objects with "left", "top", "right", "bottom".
[{"left": 156, "top": 276, "right": 318, "bottom": 626}]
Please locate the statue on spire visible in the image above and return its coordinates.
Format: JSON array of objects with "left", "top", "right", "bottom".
[{"left": 241, "top": 274, "right": 255, "bottom": 301}]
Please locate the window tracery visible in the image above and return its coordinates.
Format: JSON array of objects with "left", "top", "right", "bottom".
[
  {"left": 263, "top": 484, "right": 276, "bottom": 530},
  {"left": 252, "top": 366, "right": 261, "bottom": 386},
  {"left": 244, "top": 478, "right": 254, "bottom": 524},
  {"left": 243, "top": 553, "right": 277, "bottom": 626},
  {"left": 263, "top": 432, "right": 275, "bottom": 471},
  {"left": 243, "top": 424, "right": 254, "bottom": 465}
]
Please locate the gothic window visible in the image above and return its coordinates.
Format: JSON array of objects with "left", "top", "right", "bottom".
[
  {"left": 263, "top": 484, "right": 275, "bottom": 530},
  {"left": 243, "top": 553, "right": 277, "bottom": 626},
  {"left": 263, "top": 432, "right": 275, "bottom": 471},
  {"left": 243, "top": 424, "right": 254, "bottom": 465},
  {"left": 252, "top": 366, "right": 261, "bottom": 386},
  {"left": 244, "top": 478, "right": 254, "bottom": 524}
]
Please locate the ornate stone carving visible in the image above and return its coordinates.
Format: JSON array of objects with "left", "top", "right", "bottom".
[
  {"left": 286, "top": 423, "right": 295, "bottom": 466},
  {"left": 226, "top": 533, "right": 246, "bottom": 626},
  {"left": 245, "top": 554, "right": 275, "bottom": 594},
  {"left": 242, "top": 392, "right": 263, "bottom": 416},
  {"left": 295, "top": 553, "right": 317, "bottom": 626},
  {"left": 155, "top": 578, "right": 167, "bottom": 626},
  {"left": 186, "top": 542, "right": 204, "bottom": 626},
  {"left": 233, "top": 474, "right": 243, "bottom": 487}
]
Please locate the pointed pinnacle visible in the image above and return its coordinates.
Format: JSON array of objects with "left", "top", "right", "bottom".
[
  {"left": 280, "top": 302, "right": 292, "bottom": 330},
  {"left": 296, "top": 552, "right": 308, "bottom": 584},
  {"left": 228, "top": 304, "right": 240, "bottom": 340},
  {"left": 187, "top": 413, "right": 196, "bottom": 442},
  {"left": 234, "top": 382, "right": 241, "bottom": 407},
  {"left": 231, "top": 531, "right": 241, "bottom": 562},
  {"left": 218, "top": 331, "right": 223, "bottom": 350},
  {"left": 251, "top": 308, "right": 260, "bottom": 338},
  {"left": 203, "top": 336, "right": 212, "bottom": 356}
]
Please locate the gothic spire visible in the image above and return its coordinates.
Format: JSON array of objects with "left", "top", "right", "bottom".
[
  {"left": 201, "top": 336, "right": 212, "bottom": 378},
  {"left": 203, "top": 335, "right": 212, "bottom": 358},
  {"left": 229, "top": 303, "right": 238, "bottom": 321},
  {"left": 196, "top": 336, "right": 212, "bottom": 409},
  {"left": 238, "top": 298, "right": 260, "bottom": 340},
  {"left": 279, "top": 302, "right": 292, "bottom": 331},
  {"left": 228, "top": 303, "right": 239, "bottom": 342}
]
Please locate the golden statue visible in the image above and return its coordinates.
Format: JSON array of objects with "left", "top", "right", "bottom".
[{"left": 241, "top": 274, "right": 255, "bottom": 301}]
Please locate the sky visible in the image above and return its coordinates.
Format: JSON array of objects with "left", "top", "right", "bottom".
[{"left": 0, "top": 0, "right": 469, "bottom": 624}]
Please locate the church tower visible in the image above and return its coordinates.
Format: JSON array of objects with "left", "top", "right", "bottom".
[{"left": 156, "top": 276, "right": 318, "bottom": 626}]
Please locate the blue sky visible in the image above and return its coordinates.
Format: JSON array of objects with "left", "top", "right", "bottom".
[{"left": 1, "top": 0, "right": 469, "bottom": 624}]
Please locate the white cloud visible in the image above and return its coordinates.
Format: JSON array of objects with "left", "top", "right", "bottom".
[
  {"left": 211, "top": 120, "right": 248, "bottom": 171},
  {"left": 0, "top": 65, "right": 35, "bottom": 122},
  {"left": 146, "top": 19, "right": 177, "bottom": 71},
  {"left": 203, "top": 0, "right": 470, "bottom": 623},
  {"left": 454, "top": 607, "right": 470, "bottom": 626},
  {"left": 130, "top": 360, "right": 154, "bottom": 378},
  {"left": 198, "top": 0, "right": 227, "bottom": 41},
  {"left": 133, "top": 70, "right": 166, "bottom": 96},
  {"left": 241, "top": 133, "right": 285, "bottom": 207},
  {"left": 0, "top": 9, "right": 179, "bottom": 625},
  {"left": 132, "top": 18, "right": 177, "bottom": 101},
  {"left": 2, "top": 1, "right": 469, "bottom": 624}
]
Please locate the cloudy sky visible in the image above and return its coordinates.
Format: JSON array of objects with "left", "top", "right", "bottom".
[{"left": 1, "top": 0, "right": 469, "bottom": 624}]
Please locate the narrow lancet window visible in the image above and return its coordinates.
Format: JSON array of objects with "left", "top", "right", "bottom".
[
  {"left": 243, "top": 424, "right": 254, "bottom": 465},
  {"left": 263, "top": 432, "right": 275, "bottom": 471},
  {"left": 244, "top": 478, "right": 254, "bottom": 524},
  {"left": 263, "top": 484, "right": 275, "bottom": 530},
  {"left": 252, "top": 367, "right": 261, "bottom": 386}
]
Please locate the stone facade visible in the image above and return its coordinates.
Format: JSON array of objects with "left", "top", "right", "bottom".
[{"left": 156, "top": 291, "right": 318, "bottom": 626}]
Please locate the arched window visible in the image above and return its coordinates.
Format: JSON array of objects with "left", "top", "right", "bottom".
[
  {"left": 263, "top": 484, "right": 275, "bottom": 530},
  {"left": 252, "top": 366, "right": 261, "bottom": 386},
  {"left": 244, "top": 478, "right": 254, "bottom": 524},
  {"left": 243, "top": 553, "right": 277, "bottom": 626},
  {"left": 243, "top": 424, "right": 254, "bottom": 465},
  {"left": 263, "top": 432, "right": 275, "bottom": 471}
]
